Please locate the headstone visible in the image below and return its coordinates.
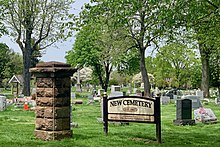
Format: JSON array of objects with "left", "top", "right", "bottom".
[
  {"left": 87, "top": 95, "right": 94, "bottom": 105},
  {"left": 97, "top": 89, "right": 104, "bottom": 96},
  {"left": 171, "top": 95, "right": 177, "bottom": 103},
  {"left": 155, "top": 87, "right": 160, "bottom": 95},
  {"left": 140, "top": 82, "right": 144, "bottom": 88},
  {"left": 173, "top": 99, "right": 195, "bottom": 125},
  {"left": 30, "top": 61, "right": 76, "bottom": 141},
  {"left": 161, "top": 96, "right": 170, "bottom": 105},
  {"left": 215, "top": 98, "right": 220, "bottom": 105},
  {"left": 196, "top": 90, "right": 204, "bottom": 100},
  {"left": 71, "top": 92, "right": 76, "bottom": 99},
  {"left": 194, "top": 108, "right": 218, "bottom": 124},
  {"left": 93, "top": 96, "right": 101, "bottom": 101},
  {"left": 109, "top": 91, "right": 123, "bottom": 98},
  {"left": 133, "top": 88, "right": 137, "bottom": 94},
  {"left": 0, "top": 96, "right": 6, "bottom": 111},
  {"left": 111, "top": 85, "right": 121, "bottom": 93},
  {"left": 181, "top": 95, "right": 202, "bottom": 110}
]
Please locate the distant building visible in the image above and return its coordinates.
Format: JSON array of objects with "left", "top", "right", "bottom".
[{"left": 8, "top": 75, "right": 23, "bottom": 98}]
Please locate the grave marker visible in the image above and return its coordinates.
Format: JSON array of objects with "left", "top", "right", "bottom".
[
  {"left": 0, "top": 96, "right": 6, "bottom": 111},
  {"left": 196, "top": 90, "right": 204, "bottom": 100},
  {"left": 181, "top": 95, "right": 202, "bottom": 110},
  {"left": 98, "top": 89, "right": 104, "bottom": 96},
  {"left": 111, "top": 85, "right": 121, "bottom": 93},
  {"left": 161, "top": 96, "right": 170, "bottom": 105},
  {"left": 215, "top": 98, "right": 220, "bottom": 105},
  {"left": 173, "top": 99, "right": 195, "bottom": 125},
  {"left": 194, "top": 108, "right": 218, "bottom": 124}
]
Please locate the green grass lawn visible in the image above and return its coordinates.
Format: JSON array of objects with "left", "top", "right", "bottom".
[{"left": 0, "top": 99, "right": 220, "bottom": 147}]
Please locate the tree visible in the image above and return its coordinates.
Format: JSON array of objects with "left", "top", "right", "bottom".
[
  {"left": 0, "top": 0, "right": 8, "bottom": 36},
  {"left": 156, "top": 43, "right": 199, "bottom": 88},
  {"left": 83, "top": 0, "right": 175, "bottom": 97},
  {"left": 0, "top": 43, "right": 23, "bottom": 87},
  {"left": 0, "top": 43, "right": 11, "bottom": 87},
  {"left": 66, "top": 19, "right": 132, "bottom": 91},
  {"left": 209, "top": 48, "right": 220, "bottom": 94},
  {"left": 171, "top": 0, "right": 220, "bottom": 97},
  {"left": 3, "top": 0, "right": 73, "bottom": 96}
]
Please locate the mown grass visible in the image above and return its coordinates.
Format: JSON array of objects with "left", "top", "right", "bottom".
[{"left": 0, "top": 98, "right": 220, "bottom": 147}]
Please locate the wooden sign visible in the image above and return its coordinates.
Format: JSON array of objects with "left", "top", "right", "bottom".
[
  {"left": 108, "top": 97, "right": 155, "bottom": 122},
  {"left": 103, "top": 94, "right": 161, "bottom": 143}
]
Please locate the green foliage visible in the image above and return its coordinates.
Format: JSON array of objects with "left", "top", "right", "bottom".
[
  {"left": 209, "top": 48, "right": 220, "bottom": 88},
  {"left": 2, "top": 0, "right": 74, "bottom": 95},
  {"left": 0, "top": 0, "right": 8, "bottom": 36},
  {"left": 66, "top": 12, "right": 134, "bottom": 90},
  {"left": 0, "top": 43, "right": 23, "bottom": 88},
  {"left": 170, "top": 0, "right": 220, "bottom": 95},
  {"left": 152, "top": 43, "right": 201, "bottom": 88}
]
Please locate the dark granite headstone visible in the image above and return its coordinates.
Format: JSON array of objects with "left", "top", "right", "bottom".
[{"left": 173, "top": 99, "right": 195, "bottom": 125}]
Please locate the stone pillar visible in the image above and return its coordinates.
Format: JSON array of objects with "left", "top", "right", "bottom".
[{"left": 30, "top": 62, "right": 76, "bottom": 141}]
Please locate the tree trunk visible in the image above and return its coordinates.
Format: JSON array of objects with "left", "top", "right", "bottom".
[
  {"left": 199, "top": 47, "right": 210, "bottom": 98},
  {"left": 22, "top": 31, "right": 32, "bottom": 96},
  {"left": 104, "top": 63, "right": 112, "bottom": 92},
  {"left": 22, "top": 50, "right": 31, "bottom": 96},
  {"left": 139, "top": 49, "right": 151, "bottom": 97}
]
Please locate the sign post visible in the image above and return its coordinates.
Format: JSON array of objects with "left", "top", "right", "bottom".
[
  {"left": 103, "top": 92, "right": 108, "bottom": 135},
  {"left": 155, "top": 96, "right": 161, "bottom": 143}
]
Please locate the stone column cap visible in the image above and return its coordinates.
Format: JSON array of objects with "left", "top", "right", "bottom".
[{"left": 30, "top": 61, "right": 77, "bottom": 74}]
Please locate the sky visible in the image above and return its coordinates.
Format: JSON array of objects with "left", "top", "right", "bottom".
[{"left": 0, "top": 0, "right": 90, "bottom": 63}]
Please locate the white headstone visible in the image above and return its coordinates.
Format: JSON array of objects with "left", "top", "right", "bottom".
[
  {"left": 111, "top": 85, "right": 121, "bottom": 93},
  {"left": 161, "top": 96, "right": 170, "bottom": 105},
  {"left": 0, "top": 96, "right": 6, "bottom": 111},
  {"left": 133, "top": 88, "right": 137, "bottom": 94},
  {"left": 109, "top": 91, "right": 123, "bottom": 98},
  {"left": 71, "top": 92, "right": 76, "bottom": 99},
  {"left": 140, "top": 83, "right": 144, "bottom": 88},
  {"left": 98, "top": 89, "right": 104, "bottom": 96},
  {"left": 196, "top": 90, "right": 204, "bottom": 100}
]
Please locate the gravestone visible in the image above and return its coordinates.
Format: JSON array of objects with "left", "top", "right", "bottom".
[
  {"left": 109, "top": 91, "right": 123, "bottom": 98},
  {"left": 0, "top": 96, "right": 6, "bottom": 111},
  {"left": 30, "top": 61, "right": 76, "bottom": 141},
  {"left": 87, "top": 95, "right": 94, "bottom": 105},
  {"left": 111, "top": 85, "right": 121, "bottom": 93},
  {"left": 133, "top": 88, "right": 137, "bottom": 94},
  {"left": 181, "top": 95, "right": 202, "bottom": 110},
  {"left": 196, "top": 90, "right": 204, "bottom": 100},
  {"left": 161, "top": 96, "right": 170, "bottom": 105},
  {"left": 97, "top": 89, "right": 104, "bottom": 96},
  {"left": 71, "top": 92, "right": 76, "bottom": 99},
  {"left": 194, "top": 108, "right": 218, "bottom": 124},
  {"left": 215, "top": 98, "right": 220, "bottom": 105},
  {"left": 173, "top": 99, "right": 195, "bottom": 125},
  {"left": 171, "top": 95, "right": 177, "bottom": 103},
  {"left": 140, "top": 82, "right": 144, "bottom": 88}
]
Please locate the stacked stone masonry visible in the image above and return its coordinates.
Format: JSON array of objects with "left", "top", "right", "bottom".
[{"left": 30, "top": 62, "right": 76, "bottom": 141}]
